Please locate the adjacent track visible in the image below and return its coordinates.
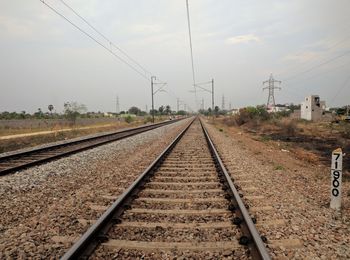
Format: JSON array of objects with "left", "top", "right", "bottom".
[
  {"left": 61, "top": 118, "right": 270, "bottom": 259},
  {"left": 0, "top": 119, "right": 183, "bottom": 175}
]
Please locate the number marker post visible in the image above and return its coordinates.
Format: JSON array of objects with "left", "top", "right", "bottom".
[{"left": 330, "top": 148, "right": 343, "bottom": 210}]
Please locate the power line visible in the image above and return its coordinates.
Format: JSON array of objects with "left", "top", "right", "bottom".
[
  {"left": 186, "top": 0, "right": 196, "bottom": 87},
  {"left": 185, "top": 0, "right": 198, "bottom": 109},
  {"left": 283, "top": 50, "right": 350, "bottom": 82},
  {"left": 59, "top": 0, "right": 153, "bottom": 77},
  {"left": 280, "top": 35, "right": 350, "bottom": 79},
  {"left": 329, "top": 74, "right": 350, "bottom": 106},
  {"left": 40, "top": 0, "right": 149, "bottom": 81}
]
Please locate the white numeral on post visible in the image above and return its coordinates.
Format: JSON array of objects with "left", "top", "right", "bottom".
[{"left": 330, "top": 148, "right": 342, "bottom": 210}]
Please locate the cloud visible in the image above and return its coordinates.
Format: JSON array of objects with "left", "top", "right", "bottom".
[
  {"left": 284, "top": 51, "right": 320, "bottom": 62},
  {"left": 130, "top": 24, "right": 163, "bottom": 34},
  {"left": 0, "top": 16, "right": 34, "bottom": 38},
  {"left": 226, "top": 34, "right": 261, "bottom": 44}
]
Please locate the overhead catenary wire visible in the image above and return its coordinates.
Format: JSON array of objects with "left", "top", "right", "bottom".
[
  {"left": 186, "top": 0, "right": 196, "bottom": 87},
  {"left": 185, "top": 0, "right": 198, "bottom": 108},
  {"left": 58, "top": 0, "right": 153, "bottom": 77},
  {"left": 39, "top": 0, "right": 150, "bottom": 81}
]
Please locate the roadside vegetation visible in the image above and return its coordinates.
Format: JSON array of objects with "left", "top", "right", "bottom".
[
  {"left": 0, "top": 102, "right": 189, "bottom": 153},
  {"left": 207, "top": 105, "right": 349, "bottom": 175}
]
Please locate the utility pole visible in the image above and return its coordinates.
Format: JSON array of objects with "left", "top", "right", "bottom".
[
  {"left": 193, "top": 79, "right": 214, "bottom": 113},
  {"left": 177, "top": 98, "right": 180, "bottom": 112},
  {"left": 116, "top": 95, "right": 119, "bottom": 115},
  {"left": 222, "top": 94, "right": 225, "bottom": 110},
  {"left": 229, "top": 102, "right": 232, "bottom": 111},
  {"left": 151, "top": 76, "right": 155, "bottom": 123},
  {"left": 201, "top": 98, "right": 204, "bottom": 110},
  {"left": 151, "top": 76, "right": 167, "bottom": 123},
  {"left": 263, "top": 74, "right": 281, "bottom": 112},
  {"left": 211, "top": 79, "right": 214, "bottom": 112}
]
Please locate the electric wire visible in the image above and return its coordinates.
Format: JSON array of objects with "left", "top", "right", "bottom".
[
  {"left": 283, "top": 50, "right": 350, "bottom": 82},
  {"left": 329, "top": 74, "right": 350, "bottom": 106},
  {"left": 40, "top": 0, "right": 149, "bottom": 81},
  {"left": 59, "top": 0, "right": 153, "bottom": 77},
  {"left": 185, "top": 0, "right": 198, "bottom": 108},
  {"left": 279, "top": 35, "right": 350, "bottom": 79}
]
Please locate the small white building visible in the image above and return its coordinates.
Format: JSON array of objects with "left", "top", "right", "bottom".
[
  {"left": 301, "top": 95, "right": 325, "bottom": 121},
  {"left": 228, "top": 108, "right": 240, "bottom": 115}
]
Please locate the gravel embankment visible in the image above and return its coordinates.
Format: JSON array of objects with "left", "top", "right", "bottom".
[
  {"left": 204, "top": 120, "right": 350, "bottom": 259},
  {"left": 0, "top": 119, "right": 190, "bottom": 258},
  {"left": 91, "top": 120, "right": 248, "bottom": 259}
]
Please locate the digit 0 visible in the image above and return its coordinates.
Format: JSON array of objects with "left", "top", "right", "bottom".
[
  {"left": 332, "top": 188, "right": 339, "bottom": 197},
  {"left": 333, "top": 179, "right": 339, "bottom": 188}
]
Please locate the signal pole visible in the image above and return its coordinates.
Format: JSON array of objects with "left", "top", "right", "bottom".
[
  {"left": 116, "top": 95, "right": 119, "bottom": 115},
  {"left": 263, "top": 74, "right": 281, "bottom": 112}
]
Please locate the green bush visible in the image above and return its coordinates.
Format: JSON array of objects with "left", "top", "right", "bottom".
[
  {"left": 124, "top": 115, "right": 134, "bottom": 124},
  {"left": 233, "top": 106, "right": 270, "bottom": 126}
]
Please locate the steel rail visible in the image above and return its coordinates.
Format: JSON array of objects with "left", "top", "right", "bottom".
[
  {"left": 0, "top": 118, "right": 184, "bottom": 175},
  {"left": 199, "top": 119, "right": 271, "bottom": 260},
  {"left": 61, "top": 117, "right": 196, "bottom": 259}
]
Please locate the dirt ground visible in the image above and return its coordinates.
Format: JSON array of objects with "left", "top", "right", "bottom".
[{"left": 217, "top": 117, "right": 350, "bottom": 176}]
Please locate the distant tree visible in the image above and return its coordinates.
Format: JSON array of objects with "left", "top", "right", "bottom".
[
  {"left": 165, "top": 105, "right": 171, "bottom": 115},
  {"left": 64, "top": 102, "right": 87, "bottom": 125},
  {"left": 176, "top": 110, "right": 187, "bottom": 116},
  {"left": 158, "top": 105, "right": 165, "bottom": 115},
  {"left": 128, "top": 106, "right": 141, "bottom": 115},
  {"left": 20, "top": 111, "right": 26, "bottom": 119},
  {"left": 34, "top": 108, "right": 44, "bottom": 118},
  {"left": 120, "top": 111, "right": 126, "bottom": 114},
  {"left": 214, "top": 106, "right": 220, "bottom": 116},
  {"left": 150, "top": 109, "right": 158, "bottom": 115},
  {"left": 139, "top": 111, "right": 147, "bottom": 116},
  {"left": 48, "top": 104, "right": 54, "bottom": 115},
  {"left": 208, "top": 107, "right": 212, "bottom": 115}
]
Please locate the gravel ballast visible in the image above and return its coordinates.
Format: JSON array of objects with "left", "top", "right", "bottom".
[
  {"left": 0, "top": 119, "right": 190, "bottom": 258},
  {"left": 204, "top": 120, "right": 350, "bottom": 259}
]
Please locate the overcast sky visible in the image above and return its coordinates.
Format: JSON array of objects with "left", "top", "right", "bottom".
[{"left": 1, "top": 0, "right": 350, "bottom": 113}]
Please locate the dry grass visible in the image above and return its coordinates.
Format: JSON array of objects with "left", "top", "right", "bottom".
[
  {"left": 291, "top": 148, "right": 320, "bottom": 164},
  {"left": 0, "top": 120, "right": 144, "bottom": 153}
]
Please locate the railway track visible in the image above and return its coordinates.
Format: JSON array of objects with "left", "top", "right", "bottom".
[
  {"left": 0, "top": 119, "right": 183, "bottom": 175},
  {"left": 61, "top": 118, "right": 270, "bottom": 259}
]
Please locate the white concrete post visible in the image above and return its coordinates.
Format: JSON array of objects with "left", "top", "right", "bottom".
[{"left": 330, "top": 148, "right": 343, "bottom": 210}]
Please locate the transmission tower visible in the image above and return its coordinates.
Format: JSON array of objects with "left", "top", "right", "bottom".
[
  {"left": 262, "top": 74, "right": 281, "bottom": 111},
  {"left": 116, "top": 95, "right": 120, "bottom": 114}
]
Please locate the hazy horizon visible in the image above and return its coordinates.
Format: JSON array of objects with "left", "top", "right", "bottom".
[{"left": 1, "top": 0, "right": 350, "bottom": 113}]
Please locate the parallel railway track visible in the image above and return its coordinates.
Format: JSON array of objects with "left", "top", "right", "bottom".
[
  {"left": 0, "top": 119, "right": 183, "bottom": 175},
  {"left": 62, "top": 118, "right": 270, "bottom": 259}
]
